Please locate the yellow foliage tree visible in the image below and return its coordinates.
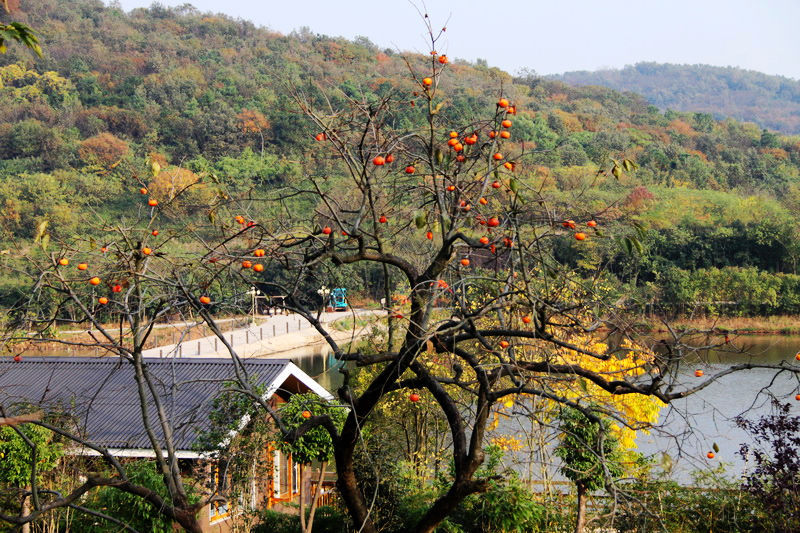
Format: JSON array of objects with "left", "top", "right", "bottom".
[
  {"left": 0, "top": 63, "right": 75, "bottom": 106},
  {"left": 551, "top": 336, "right": 663, "bottom": 450},
  {"left": 486, "top": 332, "right": 662, "bottom": 459},
  {"left": 147, "top": 164, "right": 213, "bottom": 213}
]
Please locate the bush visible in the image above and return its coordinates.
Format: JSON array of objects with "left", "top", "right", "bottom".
[
  {"left": 612, "top": 472, "right": 762, "bottom": 533},
  {"left": 69, "top": 460, "right": 182, "bottom": 533},
  {"left": 253, "top": 506, "right": 348, "bottom": 533},
  {"left": 252, "top": 509, "right": 299, "bottom": 533},
  {"left": 736, "top": 400, "right": 800, "bottom": 533},
  {"left": 434, "top": 446, "right": 546, "bottom": 533},
  {"left": 451, "top": 474, "right": 546, "bottom": 533}
]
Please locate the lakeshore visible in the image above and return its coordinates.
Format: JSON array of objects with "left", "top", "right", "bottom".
[{"left": 640, "top": 315, "right": 800, "bottom": 335}]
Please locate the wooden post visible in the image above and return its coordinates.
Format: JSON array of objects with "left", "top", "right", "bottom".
[
  {"left": 260, "top": 328, "right": 263, "bottom": 340},
  {"left": 197, "top": 341, "right": 201, "bottom": 355},
  {"left": 286, "top": 322, "right": 289, "bottom": 334},
  {"left": 214, "top": 338, "right": 218, "bottom": 351},
  {"left": 273, "top": 324, "right": 276, "bottom": 337}
]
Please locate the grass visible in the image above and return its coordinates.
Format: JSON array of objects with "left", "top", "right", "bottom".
[
  {"left": 9, "top": 314, "right": 261, "bottom": 357},
  {"left": 643, "top": 315, "right": 800, "bottom": 335},
  {"left": 331, "top": 317, "right": 372, "bottom": 332}
]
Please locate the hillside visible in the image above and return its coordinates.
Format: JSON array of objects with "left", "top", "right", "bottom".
[
  {"left": 2, "top": 0, "right": 800, "bottom": 314},
  {"left": 552, "top": 62, "right": 800, "bottom": 134}
]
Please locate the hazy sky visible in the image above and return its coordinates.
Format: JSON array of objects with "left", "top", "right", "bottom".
[{"left": 115, "top": 0, "right": 800, "bottom": 80}]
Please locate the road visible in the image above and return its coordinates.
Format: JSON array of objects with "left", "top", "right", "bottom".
[{"left": 141, "top": 309, "right": 379, "bottom": 359}]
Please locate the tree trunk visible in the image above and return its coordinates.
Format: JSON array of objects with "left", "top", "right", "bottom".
[
  {"left": 299, "top": 464, "right": 307, "bottom": 532},
  {"left": 383, "top": 262, "right": 395, "bottom": 348},
  {"left": 335, "top": 459, "right": 376, "bottom": 533},
  {"left": 574, "top": 483, "right": 588, "bottom": 533},
  {"left": 21, "top": 491, "right": 29, "bottom": 533},
  {"left": 413, "top": 479, "right": 484, "bottom": 533},
  {"left": 304, "top": 461, "right": 327, "bottom": 533},
  {"left": 174, "top": 509, "right": 202, "bottom": 533}
]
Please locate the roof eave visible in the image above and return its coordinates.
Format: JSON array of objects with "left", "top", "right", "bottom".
[{"left": 67, "top": 447, "right": 207, "bottom": 460}]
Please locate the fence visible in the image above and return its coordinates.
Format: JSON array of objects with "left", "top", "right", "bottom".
[{"left": 151, "top": 314, "right": 313, "bottom": 358}]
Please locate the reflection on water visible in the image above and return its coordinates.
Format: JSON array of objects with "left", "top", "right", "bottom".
[{"left": 289, "top": 345, "right": 346, "bottom": 393}]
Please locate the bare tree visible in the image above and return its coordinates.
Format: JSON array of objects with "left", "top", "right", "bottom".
[{"left": 0, "top": 179, "right": 256, "bottom": 532}]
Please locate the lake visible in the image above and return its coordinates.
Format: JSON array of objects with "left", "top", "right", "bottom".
[
  {"left": 290, "top": 334, "right": 800, "bottom": 483},
  {"left": 638, "top": 334, "right": 800, "bottom": 481}
]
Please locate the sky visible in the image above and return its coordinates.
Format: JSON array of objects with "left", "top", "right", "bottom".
[{"left": 115, "top": 0, "right": 800, "bottom": 80}]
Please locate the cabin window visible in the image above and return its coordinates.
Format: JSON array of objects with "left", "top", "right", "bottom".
[
  {"left": 272, "top": 449, "right": 294, "bottom": 499},
  {"left": 273, "top": 449, "right": 281, "bottom": 496},
  {"left": 210, "top": 499, "right": 230, "bottom": 523},
  {"left": 292, "top": 461, "right": 300, "bottom": 494},
  {"left": 279, "top": 451, "right": 290, "bottom": 496}
]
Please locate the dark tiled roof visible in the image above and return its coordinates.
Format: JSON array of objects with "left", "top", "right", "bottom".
[{"left": 0, "top": 357, "right": 293, "bottom": 451}]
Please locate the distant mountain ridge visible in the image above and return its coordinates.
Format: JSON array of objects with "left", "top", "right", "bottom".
[{"left": 552, "top": 63, "right": 800, "bottom": 134}]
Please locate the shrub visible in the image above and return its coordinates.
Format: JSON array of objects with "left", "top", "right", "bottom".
[
  {"left": 736, "top": 400, "right": 800, "bottom": 533},
  {"left": 69, "top": 460, "right": 182, "bottom": 533},
  {"left": 612, "top": 470, "right": 762, "bottom": 533},
  {"left": 253, "top": 506, "right": 348, "bottom": 533}
]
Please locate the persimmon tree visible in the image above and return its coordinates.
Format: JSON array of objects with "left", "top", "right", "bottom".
[
  {"left": 247, "top": 16, "right": 800, "bottom": 533},
  {"left": 0, "top": 0, "right": 41, "bottom": 57}
]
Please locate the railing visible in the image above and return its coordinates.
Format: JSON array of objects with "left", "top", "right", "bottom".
[
  {"left": 147, "top": 314, "right": 312, "bottom": 358},
  {"left": 310, "top": 480, "right": 338, "bottom": 507},
  {"left": 523, "top": 481, "right": 612, "bottom": 512}
]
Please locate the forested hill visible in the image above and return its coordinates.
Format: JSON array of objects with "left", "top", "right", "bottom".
[
  {"left": 2, "top": 0, "right": 800, "bottom": 314},
  {"left": 553, "top": 63, "right": 800, "bottom": 134}
]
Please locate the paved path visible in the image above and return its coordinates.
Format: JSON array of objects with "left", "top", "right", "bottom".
[{"left": 141, "top": 309, "right": 380, "bottom": 359}]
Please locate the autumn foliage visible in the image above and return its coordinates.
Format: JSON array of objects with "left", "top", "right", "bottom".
[{"left": 78, "top": 132, "right": 128, "bottom": 167}]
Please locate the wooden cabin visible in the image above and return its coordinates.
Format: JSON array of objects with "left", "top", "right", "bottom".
[{"left": 0, "top": 356, "right": 335, "bottom": 531}]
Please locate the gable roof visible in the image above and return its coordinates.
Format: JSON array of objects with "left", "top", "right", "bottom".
[{"left": 0, "top": 356, "right": 333, "bottom": 452}]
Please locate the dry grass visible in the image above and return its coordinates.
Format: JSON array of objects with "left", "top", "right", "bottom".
[
  {"left": 10, "top": 315, "right": 258, "bottom": 357},
  {"left": 644, "top": 315, "right": 800, "bottom": 335}
]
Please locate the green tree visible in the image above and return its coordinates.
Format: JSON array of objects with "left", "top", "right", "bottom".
[
  {"left": 0, "top": 424, "right": 61, "bottom": 486},
  {"left": 0, "top": 423, "right": 62, "bottom": 526},
  {"left": 555, "top": 407, "right": 623, "bottom": 533},
  {"left": 71, "top": 460, "right": 182, "bottom": 533},
  {"left": 276, "top": 393, "right": 347, "bottom": 533}
]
